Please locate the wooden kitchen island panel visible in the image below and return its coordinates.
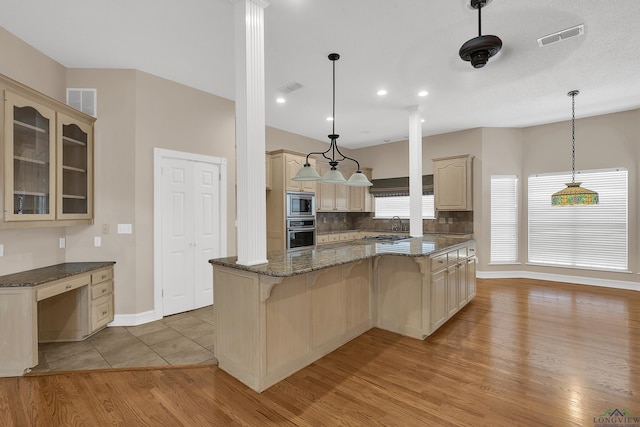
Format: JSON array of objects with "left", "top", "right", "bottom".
[{"left": 213, "top": 259, "right": 372, "bottom": 392}]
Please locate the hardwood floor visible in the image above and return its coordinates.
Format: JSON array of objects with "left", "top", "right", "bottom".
[{"left": 1, "top": 278, "right": 638, "bottom": 426}]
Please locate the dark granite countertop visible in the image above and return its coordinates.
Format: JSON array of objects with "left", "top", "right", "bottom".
[
  {"left": 209, "top": 235, "right": 474, "bottom": 277},
  {"left": 0, "top": 262, "right": 116, "bottom": 288}
]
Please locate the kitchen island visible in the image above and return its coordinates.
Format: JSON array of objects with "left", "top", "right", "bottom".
[{"left": 209, "top": 235, "right": 476, "bottom": 392}]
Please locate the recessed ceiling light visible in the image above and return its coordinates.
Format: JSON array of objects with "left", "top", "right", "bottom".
[
  {"left": 418, "top": 90, "right": 428, "bottom": 97},
  {"left": 377, "top": 89, "right": 388, "bottom": 96},
  {"left": 276, "top": 97, "right": 286, "bottom": 104},
  {"left": 421, "top": 119, "right": 425, "bottom": 123},
  {"left": 326, "top": 116, "right": 334, "bottom": 121}
]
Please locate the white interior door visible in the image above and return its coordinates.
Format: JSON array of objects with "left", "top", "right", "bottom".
[
  {"left": 159, "top": 155, "right": 224, "bottom": 316},
  {"left": 193, "top": 161, "right": 222, "bottom": 309}
]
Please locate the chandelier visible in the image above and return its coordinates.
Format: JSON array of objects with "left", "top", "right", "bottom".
[
  {"left": 292, "top": 53, "right": 372, "bottom": 186},
  {"left": 551, "top": 90, "right": 599, "bottom": 206}
]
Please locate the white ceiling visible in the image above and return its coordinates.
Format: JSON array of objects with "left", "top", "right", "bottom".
[{"left": 1, "top": 0, "right": 639, "bottom": 149}]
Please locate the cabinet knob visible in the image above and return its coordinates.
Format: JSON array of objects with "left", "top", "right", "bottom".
[
  {"left": 102, "top": 289, "right": 107, "bottom": 294},
  {"left": 101, "top": 274, "right": 107, "bottom": 279},
  {"left": 102, "top": 311, "right": 107, "bottom": 315},
  {"left": 65, "top": 284, "right": 72, "bottom": 289}
]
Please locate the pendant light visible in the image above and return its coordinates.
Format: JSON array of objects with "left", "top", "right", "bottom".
[
  {"left": 551, "top": 90, "right": 599, "bottom": 206},
  {"left": 292, "top": 53, "right": 372, "bottom": 187},
  {"left": 459, "top": 0, "right": 503, "bottom": 69}
]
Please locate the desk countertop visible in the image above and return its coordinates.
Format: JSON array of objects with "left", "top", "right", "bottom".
[{"left": 0, "top": 262, "right": 115, "bottom": 288}]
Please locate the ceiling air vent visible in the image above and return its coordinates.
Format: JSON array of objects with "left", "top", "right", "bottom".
[
  {"left": 277, "top": 82, "right": 303, "bottom": 94},
  {"left": 66, "top": 88, "right": 97, "bottom": 117},
  {"left": 537, "top": 24, "right": 584, "bottom": 47}
]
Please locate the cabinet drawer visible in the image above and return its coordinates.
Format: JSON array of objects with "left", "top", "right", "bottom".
[
  {"left": 91, "top": 280, "right": 113, "bottom": 300},
  {"left": 91, "top": 268, "right": 113, "bottom": 285},
  {"left": 92, "top": 294, "right": 114, "bottom": 332},
  {"left": 339, "top": 233, "right": 352, "bottom": 241},
  {"left": 447, "top": 250, "right": 459, "bottom": 264},
  {"left": 317, "top": 234, "right": 329, "bottom": 244},
  {"left": 37, "top": 275, "right": 90, "bottom": 301},
  {"left": 430, "top": 253, "right": 448, "bottom": 271},
  {"left": 328, "top": 234, "right": 340, "bottom": 242}
]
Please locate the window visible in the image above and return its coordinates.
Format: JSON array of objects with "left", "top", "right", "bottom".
[
  {"left": 374, "top": 195, "right": 435, "bottom": 219},
  {"left": 528, "top": 169, "right": 628, "bottom": 271},
  {"left": 491, "top": 175, "right": 518, "bottom": 264}
]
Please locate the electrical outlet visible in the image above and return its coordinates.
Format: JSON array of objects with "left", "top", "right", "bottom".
[
  {"left": 59, "top": 238, "right": 66, "bottom": 249},
  {"left": 94, "top": 236, "right": 101, "bottom": 247},
  {"left": 117, "top": 224, "right": 133, "bottom": 234},
  {"left": 439, "top": 217, "right": 445, "bottom": 224},
  {"left": 102, "top": 224, "right": 110, "bottom": 234},
  {"left": 448, "top": 218, "right": 453, "bottom": 224},
  {"left": 0, "top": 244, "right": 4, "bottom": 257}
]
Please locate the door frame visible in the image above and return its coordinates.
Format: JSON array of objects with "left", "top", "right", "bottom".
[{"left": 153, "top": 148, "right": 227, "bottom": 320}]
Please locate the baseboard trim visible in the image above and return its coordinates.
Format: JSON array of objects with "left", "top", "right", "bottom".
[
  {"left": 477, "top": 270, "right": 639, "bottom": 292},
  {"left": 108, "top": 310, "right": 159, "bottom": 327}
]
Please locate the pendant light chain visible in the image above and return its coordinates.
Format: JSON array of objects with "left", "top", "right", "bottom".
[{"left": 571, "top": 91, "right": 576, "bottom": 183}]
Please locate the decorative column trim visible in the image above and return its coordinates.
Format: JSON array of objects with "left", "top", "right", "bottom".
[
  {"left": 233, "top": 0, "right": 270, "bottom": 266},
  {"left": 407, "top": 105, "right": 423, "bottom": 238}
]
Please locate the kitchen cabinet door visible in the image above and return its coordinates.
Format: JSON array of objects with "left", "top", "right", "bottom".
[
  {"left": 57, "top": 112, "right": 93, "bottom": 220},
  {"left": 446, "top": 265, "right": 458, "bottom": 318},
  {"left": 3, "top": 91, "right": 56, "bottom": 221},
  {"left": 433, "top": 155, "right": 473, "bottom": 211},
  {"left": 430, "top": 269, "right": 447, "bottom": 332},
  {"left": 284, "top": 153, "right": 315, "bottom": 193}
]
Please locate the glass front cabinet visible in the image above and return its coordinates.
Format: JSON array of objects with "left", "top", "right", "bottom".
[{"left": 2, "top": 76, "right": 95, "bottom": 227}]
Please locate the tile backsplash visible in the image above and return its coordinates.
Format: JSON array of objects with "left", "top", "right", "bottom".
[{"left": 316, "top": 211, "right": 473, "bottom": 235}]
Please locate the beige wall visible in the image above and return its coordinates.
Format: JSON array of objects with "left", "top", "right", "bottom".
[
  {"left": 354, "top": 112, "right": 640, "bottom": 286},
  {"left": 0, "top": 27, "right": 66, "bottom": 101},
  {"left": 0, "top": 27, "right": 68, "bottom": 274},
  {"left": 519, "top": 109, "right": 639, "bottom": 283},
  {"left": 1, "top": 25, "right": 638, "bottom": 322}
]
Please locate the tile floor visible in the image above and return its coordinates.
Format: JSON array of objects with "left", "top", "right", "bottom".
[{"left": 30, "top": 306, "right": 216, "bottom": 373}]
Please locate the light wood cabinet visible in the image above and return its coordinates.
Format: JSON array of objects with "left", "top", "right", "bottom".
[
  {"left": 433, "top": 154, "right": 473, "bottom": 211},
  {"left": 316, "top": 164, "right": 372, "bottom": 212},
  {"left": 265, "top": 150, "right": 315, "bottom": 252},
  {"left": 57, "top": 112, "right": 93, "bottom": 220},
  {"left": 284, "top": 153, "right": 315, "bottom": 193},
  {"left": 377, "top": 241, "right": 477, "bottom": 339},
  {"left": 1, "top": 73, "right": 95, "bottom": 228},
  {"left": 90, "top": 268, "right": 114, "bottom": 332},
  {"left": 265, "top": 152, "right": 272, "bottom": 190}
]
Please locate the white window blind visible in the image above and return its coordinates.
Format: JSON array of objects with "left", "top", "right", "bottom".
[
  {"left": 491, "top": 175, "right": 518, "bottom": 263},
  {"left": 528, "top": 169, "right": 628, "bottom": 271},
  {"left": 374, "top": 195, "right": 435, "bottom": 219}
]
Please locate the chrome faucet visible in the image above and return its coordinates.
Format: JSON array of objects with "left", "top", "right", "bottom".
[{"left": 391, "top": 216, "right": 402, "bottom": 232}]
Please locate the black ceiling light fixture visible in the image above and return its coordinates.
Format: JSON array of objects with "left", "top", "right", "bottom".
[
  {"left": 292, "top": 53, "right": 372, "bottom": 186},
  {"left": 459, "top": 0, "right": 503, "bottom": 69}
]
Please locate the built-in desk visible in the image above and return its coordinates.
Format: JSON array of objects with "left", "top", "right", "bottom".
[{"left": 0, "top": 262, "right": 115, "bottom": 377}]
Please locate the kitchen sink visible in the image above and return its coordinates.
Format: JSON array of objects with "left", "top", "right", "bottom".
[{"left": 361, "top": 234, "right": 413, "bottom": 242}]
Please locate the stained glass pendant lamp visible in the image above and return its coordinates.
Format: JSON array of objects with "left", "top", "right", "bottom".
[
  {"left": 292, "top": 53, "right": 372, "bottom": 187},
  {"left": 551, "top": 90, "right": 599, "bottom": 206}
]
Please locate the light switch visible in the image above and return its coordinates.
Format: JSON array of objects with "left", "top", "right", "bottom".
[
  {"left": 59, "top": 238, "right": 66, "bottom": 249},
  {"left": 94, "top": 236, "right": 102, "bottom": 247},
  {"left": 117, "top": 224, "right": 133, "bottom": 234},
  {"left": 0, "top": 244, "right": 4, "bottom": 257}
]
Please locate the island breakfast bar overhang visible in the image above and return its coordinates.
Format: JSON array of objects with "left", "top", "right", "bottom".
[{"left": 209, "top": 236, "right": 476, "bottom": 392}]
